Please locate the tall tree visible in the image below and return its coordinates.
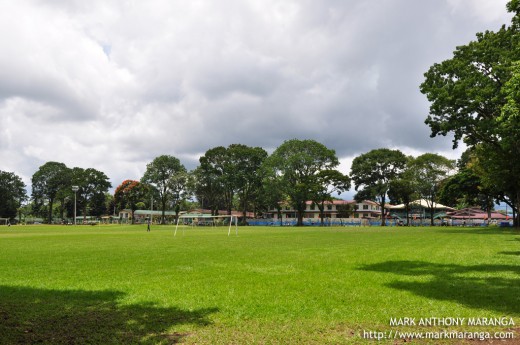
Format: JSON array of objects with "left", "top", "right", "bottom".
[
  {"left": 437, "top": 149, "right": 493, "bottom": 213},
  {"left": 408, "top": 153, "right": 455, "bottom": 225},
  {"left": 388, "top": 167, "right": 417, "bottom": 226},
  {"left": 0, "top": 171, "right": 27, "bottom": 221},
  {"left": 32, "top": 162, "right": 71, "bottom": 223},
  {"left": 72, "top": 167, "right": 112, "bottom": 221},
  {"left": 167, "top": 170, "right": 192, "bottom": 222},
  {"left": 228, "top": 144, "right": 268, "bottom": 224},
  {"left": 350, "top": 148, "right": 407, "bottom": 226},
  {"left": 420, "top": 1, "right": 520, "bottom": 225},
  {"left": 259, "top": 163, "right": 287, "bottom": 226},
  {"left": 141, "top": 155, "right": 187, "bottom": 224},
  {"left": 197, "top": 146, "right": 234, "bottom": 215},
  {"left": 114, "top": 180, "right": 148, "bottom": 224},
  {"left": 264, "top": 139, "right": 340, "bottom": 226},
  {"left": 311, "top": 170, "right": 350, "bottom": 226},
  {"left": 192, "top": 165, "right": 225, "bottom": 215}
]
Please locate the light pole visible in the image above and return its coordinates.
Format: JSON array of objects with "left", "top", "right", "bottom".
[{"left": 72, "top": 186, "right": 79, "bottom": 225}]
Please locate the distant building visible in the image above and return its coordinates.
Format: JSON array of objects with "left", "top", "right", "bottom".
[
  {"left": 445, "top": 207, "right": 508, "bottom": 225},
  {"left": 269, "top": 200, "right": 382, "bottom": 220},
  {"left": 388, "top": 199, "right": 455, "bottom": 221}
]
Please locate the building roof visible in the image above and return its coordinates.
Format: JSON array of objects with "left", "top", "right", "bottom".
[
  {"left": 389, "top": 199, "right": 454, "bottom": 211},
  {"left": 446, "top": 207, "right": 508, "bottom": 220},
  {"left": 133, "top": 210, "right": 182, "bottom": 216}
]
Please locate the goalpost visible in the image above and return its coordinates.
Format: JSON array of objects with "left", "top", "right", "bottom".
[
  {"left": 174, "top": 214, "right": 238, "bottom": 236},
  {"left": 0, "top": 218, "right": 9, "bottom": 225}
]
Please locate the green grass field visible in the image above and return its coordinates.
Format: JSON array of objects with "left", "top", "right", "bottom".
[{"left": 0, "top": 225, "right": 518, "bottom": 344}]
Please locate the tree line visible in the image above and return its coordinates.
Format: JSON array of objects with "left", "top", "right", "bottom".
[
  {"left": 0, "top": 139, "right": 499, "bottom": 227},
  {"left": 3, "top": 1, "right": 520, "bottom": 226},
  {"left": 0, "top": 138, "right": 515, "bottom": 226}
]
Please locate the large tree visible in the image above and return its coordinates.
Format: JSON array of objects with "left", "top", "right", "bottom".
[
  {"left": 141, "top": 155, "right": 187, "bottom": 224},
  {"left": 32, "top": 162, "right": 71, "bottom": 223},
  {"left": 311, "top": 170, "right": 350, "bottom": 226},
  {"left": 437, "top": 149, "right": 494, "bottom": 214},
  {"left": 408, "top": 153, "right": 455, "bottom": 225},
  {"left": 420, "top": 1, "right": 520, "bottom": 225},
  {"left": 0, "top": 171, "right": 27, "bottom": 221},
  {"left": 195, "top": 144, "right": 267, "bottom": 220},
  {"left": 264, "top": 139, "right": 341, "bottom": 226},
  {"left": 388, "top": 167, "right": 417, "bottom": 226},
  {"left": 167, "top": 170, "right": 192, "bottom": 222},
  {"left": 228, "top": 144, "right": 268, "bottom": 224},
  {"left": 350, "top": 148, "right": 407, "bottom": 226},
  {"left": 114, "top": 180, "right": 148, "bottom": 224},
  {"left": 71, "top": 167, "right": 112, "bottom": 220},
  {"left": 197, "top": 146, "right": 234, "bottom": 215}
]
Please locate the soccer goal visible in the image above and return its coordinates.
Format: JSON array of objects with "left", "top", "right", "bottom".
[
  {"left": 0, "top": 218, "right": 9, "bottom": 225},
  {"left": 174, "top": 214, "right": 238, "bottom": 236}
]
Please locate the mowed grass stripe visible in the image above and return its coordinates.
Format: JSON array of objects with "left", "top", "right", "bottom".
[{"left": 0, "top": 225, "right": 518, "bottom": 344}]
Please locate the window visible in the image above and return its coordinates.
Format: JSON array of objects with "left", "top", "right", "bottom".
[
  {"left": 327, "top": 204, "right": 333, "bottom": 210},
  {"left": 310, "top": 203, "right": 315, "bottom": 210},
  {"left": 363, "top": 205, "right": 369, "bottom": 210}
]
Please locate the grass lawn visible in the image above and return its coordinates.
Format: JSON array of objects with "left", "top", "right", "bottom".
[{"left": 0, "top": 224, "right": 518, "bottom": 344}]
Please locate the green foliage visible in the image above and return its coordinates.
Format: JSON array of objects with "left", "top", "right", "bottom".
[
  {"left": 264, "top": 139, "right": 341, "bottom": 226},
  {"left": 0, "top": 171, "right": 27, "bottom": 220},
  {"left": 420, "top": 2, "right": 520, "bottom": 225},
  {"left": 141, "top": 155, "right": 188, "bottom": 223},
  {"left": 408, "top": 153, "right": 455, "bottom": 225},
  {"left": 72, "top": 167, "right": 112, "bottom": 219},
  {"left": 350, "top": 148, "right": 407, "bottom": 225},
  {"left": 195, "top": 144, "right": 267, "bottom": 220},
  {"left": 31, "top": 162, "right": 71, "bottom": 223},
  {"left": 114, "top": 180, "right": 148, "bottom": 224},
  {"left": 227, "top": 144, "right": 268, "bottom": 223},
  {"left": 420, "top": 25, "right": 519, "bottom": 148},
  {"left": 311, "top": 169, "right": 350, "bottom": 225},
  {"left": 196, "top": 146, "right": 234, "bottom": 214}
]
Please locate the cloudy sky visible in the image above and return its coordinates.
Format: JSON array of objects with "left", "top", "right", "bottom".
[{"left": 0, "top": 0, "right": 512, "bottom": 194}]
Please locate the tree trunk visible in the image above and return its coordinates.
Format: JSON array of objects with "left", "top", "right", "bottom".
[
  {"left": 48, "top": 198, "right": 54, "bottom": 224},
  {"left": 319, "top": 202, "right": 325, "bottom": 226},
  {"left": 405, "top": 202, "right": 410, "bottom": 226},
  {"left": 83, "top": 204, "right": 88, "bottom": 224},
  {"left": 296, "top": 203, "right": 305, "bottom": 226},
  {"left": 241, "top": 192, "right": 248, "bottom": 226},
  {"left": 512, "top": 192, "right": 520, "bottom": 228},
  {"left": 380, "top": 196, "right": 386, "bottom": 226}
]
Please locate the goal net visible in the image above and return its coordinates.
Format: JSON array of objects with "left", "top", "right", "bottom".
[
  {"left": 174, "top": 214, "right": 238, "bottom": 236},
  {"left": 0, "top": 218, "right": 9, "bottom": 225}
]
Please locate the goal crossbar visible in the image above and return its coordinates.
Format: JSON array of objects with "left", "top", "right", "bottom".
[{"left": 174, "top": 214, "right": 238, "bottom": 236}]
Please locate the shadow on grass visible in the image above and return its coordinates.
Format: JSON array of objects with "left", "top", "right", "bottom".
[
  {"left": 360, "top": 261, "right": 520, "bottom": 315},
  {"left": 0, "top": 285, "right": 218, "bottom": 344},
  {"left": 436, "top": 228, "right": 520, "bottom": 235},
  {"left": 499, "top": 251, "right": 520, "bottom": 256}
]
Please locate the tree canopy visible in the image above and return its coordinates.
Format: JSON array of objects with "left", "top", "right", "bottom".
[
  {"left": 114, "top": 180, "right": 148, "bottom": 224},
  {"left": 0, "top": 171, "right": 27, "bottom": 221},
  {"left": 264, "top": 139, "right": 342, "bottom": 226},
  {"left": 350, "top": 148, "right": 407, "bottom": 226},
  {"left": 141, "top": 155, "right": 187, "bottom": 224},
  {"left": 420, "top": 1, "right": 520, "bottom": 226},
  {"left": 408, "top": 153, "right": 455, "bottom": 225},
  {"left": 31, "top": 162, "right": 71, "bottom": 223}
]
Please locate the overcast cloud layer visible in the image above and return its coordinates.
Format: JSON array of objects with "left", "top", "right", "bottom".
[{"left": 0, "top": 0, "right": 512, "bottom": 192}]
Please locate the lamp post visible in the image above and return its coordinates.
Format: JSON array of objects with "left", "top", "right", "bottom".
[{"left": 72, "top": 186, "right": 79, "bottom": 225}]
